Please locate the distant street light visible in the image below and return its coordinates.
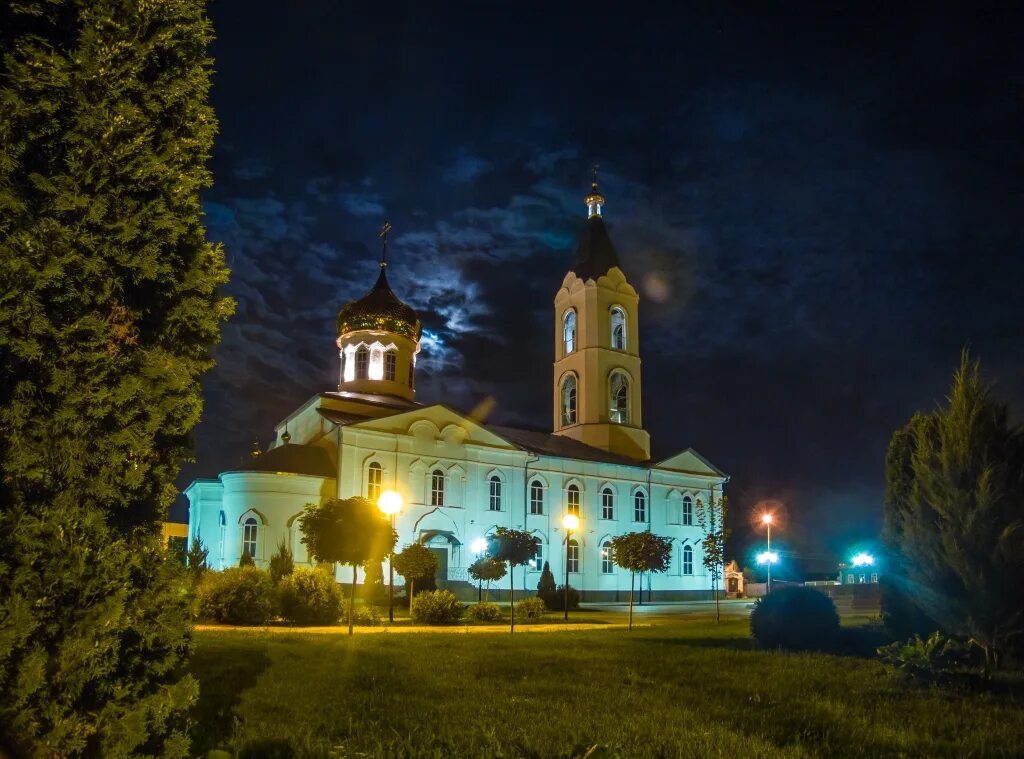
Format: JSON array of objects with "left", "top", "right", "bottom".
[
  {"left": 760, "top": 512, "right": 775, "bottom": 593},
  {"left": 377, "top": 490, "right": 403, "bottom": 623},
  {"left": 472, "top": 538, "right": 488, "bottom": 602},
  {"left": 562, "top": 513, "right": 580, "bottom": 622},
  {"left": 851, "top": 552, "right": 874, "bottom": 567}
]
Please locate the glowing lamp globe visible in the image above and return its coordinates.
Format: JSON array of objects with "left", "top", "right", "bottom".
[
  {"left": 761, "top": 513, "right": 774, "bottom": 525},
  {"left": 756, "top": 551, "right": 778, "bottom": 565},
  {"left": 562, "top": 513, "right": 580, "bottom": 531},
  {"left": 851, "top": 552, "right": 874, "bottom": 567},
  {"left": 472, "top": 538, "right": 487, "bottom": 554},
  {"left": 377, "top": 490, "right": 403, "bottom": 516}
]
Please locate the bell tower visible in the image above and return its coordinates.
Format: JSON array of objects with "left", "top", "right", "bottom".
[{"left": 552, "top": 173, "right": 651, "bottom": 461}]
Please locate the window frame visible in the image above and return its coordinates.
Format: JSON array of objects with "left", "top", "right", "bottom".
[
  {"left": 610, "top": 306, "right": 627, "bottom": 350},
  {"left": 567, "top": 538, "right": 580, "bottom": 574},
  {"left": 355, "top": 346, "right": 369, "bottom": 379},
  {"left": 561, "top": 374, "right": 577, "bottom": 426},
  {"left": 683, "top": 544, "right": 693, "bottom": 575},
  {"left": 242, "top": 516, "right": 259, "bottom": 559},
  {"left": 563, "top": 309, "right": 577, "bottom": 355},
  {"left": 566, "top": 483, "right": 581, "bottom": 515},
  {"left": 384, "top": 351, "right": 396, "bottom": 381},
  {"left": 633, "top": 489, "right": 647, "bottom": 523},
  {"left": 529, "top": 480, "right": 544, "bottom": 515},
  {"left": 601, "top": 487, "right": 615, "bottom": 520},
  {"left": 367, "top": 461, "right": 383, "bottom": 503},
  {"left": 488, "top": 475, "right": 502, "bottom": 511},
  {"left": 609, "top": 370, "right": 630, "bottom": 424},
  {"left": 682, "top": 495, "right": 693, "bottom": 526},
  {"left": 601, "top": 541, "right": 614, "bottom": 574},
  {"left": 430, "top": 469, "right": 445, "bottom": 507}
]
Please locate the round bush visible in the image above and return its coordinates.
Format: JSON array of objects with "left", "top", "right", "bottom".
[
  {"left": 410, "top": 589, "right": 464, "bottom": 624},
  {"left": 196, "top": 566, "right": 276, "bottom": 625},
  {"left": 467, "top": 602, "right": 503, "bottom": 622},
  {"left": 278, "top": 567, "right": 343, "bottom": 625},
  {"left": 516, "top": 596, "right": 548, "bottom": 623},
  {"left": 540, "top": 585, "right": 580, "bottom": 611},
  {"left": 341, "top": 603, "right": 382, "bottom": 626},
  {"left": 750, "top": 586, "right": 840, "bottom": 650}
]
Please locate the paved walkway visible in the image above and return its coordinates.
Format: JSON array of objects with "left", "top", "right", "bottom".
[{"left": 196, "top": 621, "right": 644, "bottom": 635}]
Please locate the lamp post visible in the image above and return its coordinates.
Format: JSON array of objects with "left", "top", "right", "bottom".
[
  {"left": 472, "top": 538, "right": 487, "bottom": 602},
  {"left": 562, "top": 513, "right": 580, "bottom": 622},
  {"left": 377, "top": 490, "right": 403, "bottom": 623},
  {"left": 761, "top": 513, "right": 773, "bottom": 593}
]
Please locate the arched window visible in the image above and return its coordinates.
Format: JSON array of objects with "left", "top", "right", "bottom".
[
  {"left": 601, "top": 487, "right": 615, "bottom": 520},
  {"left": 367, "top": 462, "right": 382, "bottom": 503},
  {"left": 566, "top": 483, "right": 581, "bottom": 515},
  {"left": 430, "top": 469, "right": 445, "bottom": 506},
  {"left": 683, "top": 544, "right": 693, "bottom": 575},
  {"left": 242, "top": 517, "right": 258, "bottom": 559},
  {"left": 682, "top": 495, "right": 693, "bottom": 526},
  {"left": 355, "top": 346, "right": 369, "bottom": 379},
  {"left": 610, "top": 371, "right": 629, "bottom": 424},
  {"left": 561, "top": 374, "right": 577, "bottom": 426},
  {"left": 489, "top": 475, "right": 502, "bottom": 511},
  {"left": 633, "top": 490, "right": 647, "bottom": 522},
  {"left": 601, "top": 541, "right": 614, "bottom": 574},
  {"left": 611, "top": 307, "right": 626, "bottom": 350},
  {"left": 563, "top": 310, "right": 576, "bottom": 355},
  {"left": 529, "top": 480, "right": 544, "bottom": 515},
  {"left": 384, "top": 351, "right": 396, "bottom": 381},
  {"left": 531, "top": 538, "right": 544, "bottom": 570},
  {"left": 567, "top": 538, "right": 580, "bottom": 574}
]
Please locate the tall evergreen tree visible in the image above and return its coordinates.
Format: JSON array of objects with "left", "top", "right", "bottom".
[
  {"left": 0, "top": 0, "right": 230, "bottom": 754},
  {"left": 883, "top": 352, "right": 1024, "bottom": 670}
]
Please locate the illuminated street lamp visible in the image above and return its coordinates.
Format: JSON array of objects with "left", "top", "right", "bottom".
[
  {"left": 562, "top": 513, "right": 580, "bottom": 622},
  {"left": 760, "top": 512, "right": 775, "bottom": 593},
  {"left": 377, "top": 490, "right": 403, "bottom": 623},
  {"left": 472, "top": 538, "right": 487, "bottom": 602}
]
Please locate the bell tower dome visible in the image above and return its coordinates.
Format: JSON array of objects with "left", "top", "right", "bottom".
[
  {"left": 552, "top": 173, "right": 650, "bottom": 461},
  {"left": 335, "top": 222, "right": 421, "bottom": 402}
]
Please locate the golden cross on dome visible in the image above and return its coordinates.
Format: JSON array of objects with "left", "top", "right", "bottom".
[
  {"left": 591, "top": 164, "right": 599, "bottom": 191},
  {"left": 379, "top": 221, "right": 392, "bottom": 267}
]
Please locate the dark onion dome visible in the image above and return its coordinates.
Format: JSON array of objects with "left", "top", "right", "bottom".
[
  {"left": 336, "top": 266, "right": 421, "bottom": 341},
  {"left": 570, "top": 215, "right": 622, "bottom": 281}
]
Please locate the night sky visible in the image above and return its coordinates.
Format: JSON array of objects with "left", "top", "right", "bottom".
[{"left": 177, "top": 2, "right": 1024, "bottom": 573}]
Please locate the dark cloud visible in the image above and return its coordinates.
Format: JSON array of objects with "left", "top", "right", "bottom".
[{"left": 177, "top": 3, "right": 1024, "bottom": 572}]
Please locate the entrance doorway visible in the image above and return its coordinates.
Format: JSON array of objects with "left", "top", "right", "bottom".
[{"left": 428, "top": 547, "right": 448, "bottom": 585}]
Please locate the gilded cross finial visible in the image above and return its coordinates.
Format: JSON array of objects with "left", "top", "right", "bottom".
[
  {"left": 379, "top": 221, "right": 392, "bottom": 267},
  {"left": 591, "top": 164, "right": 599, "bottom": 192}
]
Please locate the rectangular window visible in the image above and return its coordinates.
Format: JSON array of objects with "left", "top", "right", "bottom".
[
  {"left": 601, "top": 544, "right": 614, "bottom": 574},
  {"left": 489, "top": 477, "right": 502, "bottom": 511},
  {"left": 355, "top": 349, "right": 369, "bottom": 379},
  {"left": 567, "top": 486, "right": 580, "bottom": 516},
  {"left": 384, "top": 352, "right": 396, "bottom": 381},
  {"left": 430, "top": 471, "right": 445, "bottom": 507},
  {"left": 531, "top": 540, "right": 543, "bottom": 571},
  {"left": 683, "top": 547, "right": 693, "bottom": 575},
  {"left": 567, "top": 540, "right": 579, "bottom": 574},
  {"left": 634, "top": 492, "right": 647, "bottom": 522},
  {"left": 529, "top": 482, "right": 544, "bottom": 515},
  {"left": 601, "top": 489, "right": 614, "bottom": 520},
  {"left": 682, "top": 497, "right": 693, "bottom": 526},
  {"left": 367, "top": 464, "right": 382, "bottom": 503},
  {"left": 870, "top": 573, "right": 878, "bottom": 583}
]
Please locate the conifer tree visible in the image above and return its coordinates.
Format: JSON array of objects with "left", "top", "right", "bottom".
[
  {"left": 882, "top": 353, "right": 1024, "bottom": 670},
  {"left": 0, "top": 0, "right": 230, "bottom": 754}
]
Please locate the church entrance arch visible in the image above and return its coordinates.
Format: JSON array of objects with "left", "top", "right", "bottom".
[{"left": 418, "top": 529, "right": 461, "bottom": 585}]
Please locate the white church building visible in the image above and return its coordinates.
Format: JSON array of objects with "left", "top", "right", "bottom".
[{"left": 185, "top": 180, "right": 728, "bottom": 600}]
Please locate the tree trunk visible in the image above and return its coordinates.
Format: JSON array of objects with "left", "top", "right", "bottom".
[
  {"left": 628, "top": 571, "right": 634, "bottom": 631},
  {"left": 348, "top": 564, "right": 356, "bottom": 636},
  {"left": 714, "top": 570, "right": 721, "bottom": 624},
  {"left": 485, "top": 579, "right": 490, "bottom": 602},
  {"left": 509, "top": 563, "right": 515, "bottom": 634},
  {"left": 408, "top": 578, "right": 415, "bottom": 612}
]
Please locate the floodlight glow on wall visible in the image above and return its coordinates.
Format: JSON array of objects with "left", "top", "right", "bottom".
[
  {"left": 756, "top": 551, "right": 778, "bottom": 565},
  {"left": 851, "top": 552, "right": 874, "bottom": 567}
]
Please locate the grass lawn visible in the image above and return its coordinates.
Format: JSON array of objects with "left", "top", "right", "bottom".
[{"left": 190, "top": 617, "right": 1024, "bottom": 758}]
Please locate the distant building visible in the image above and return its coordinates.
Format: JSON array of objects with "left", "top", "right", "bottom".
[
  {"left": 724, "top": 560, "right": 745, "bottom": 597},
  {"left": 183, "top": 181, "right": 728, "bottom": 600},
  {"left": 837, "top": 562, "right": 879, "bottom": 585}
]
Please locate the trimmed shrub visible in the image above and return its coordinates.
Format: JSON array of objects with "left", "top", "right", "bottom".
[
  {"left": 341, "top": 604, "right": 383, "bottom": 627},
  {"left": 196, "top": 566, "right": 276, "bottom": 625},
  {"left": 468, "top": 602, "right": 503, "bottom": 623},
  {"left": 411, "top": 589, "right": 464, "bottom": 624},
  {"left": 540, "top": 584, "right": 580, "bottom": 611},
  {"left": 877, "top": 632, "right": 975, "bottom": 684},
  {"left": 278, "top": 568, "right": 343, "bottom": 625},
  {"left": 517, "top": 596, "right": 549, "bottom": 623},
  {"left": 750, "top": 586, "right": 840, "bottom": 650}
]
